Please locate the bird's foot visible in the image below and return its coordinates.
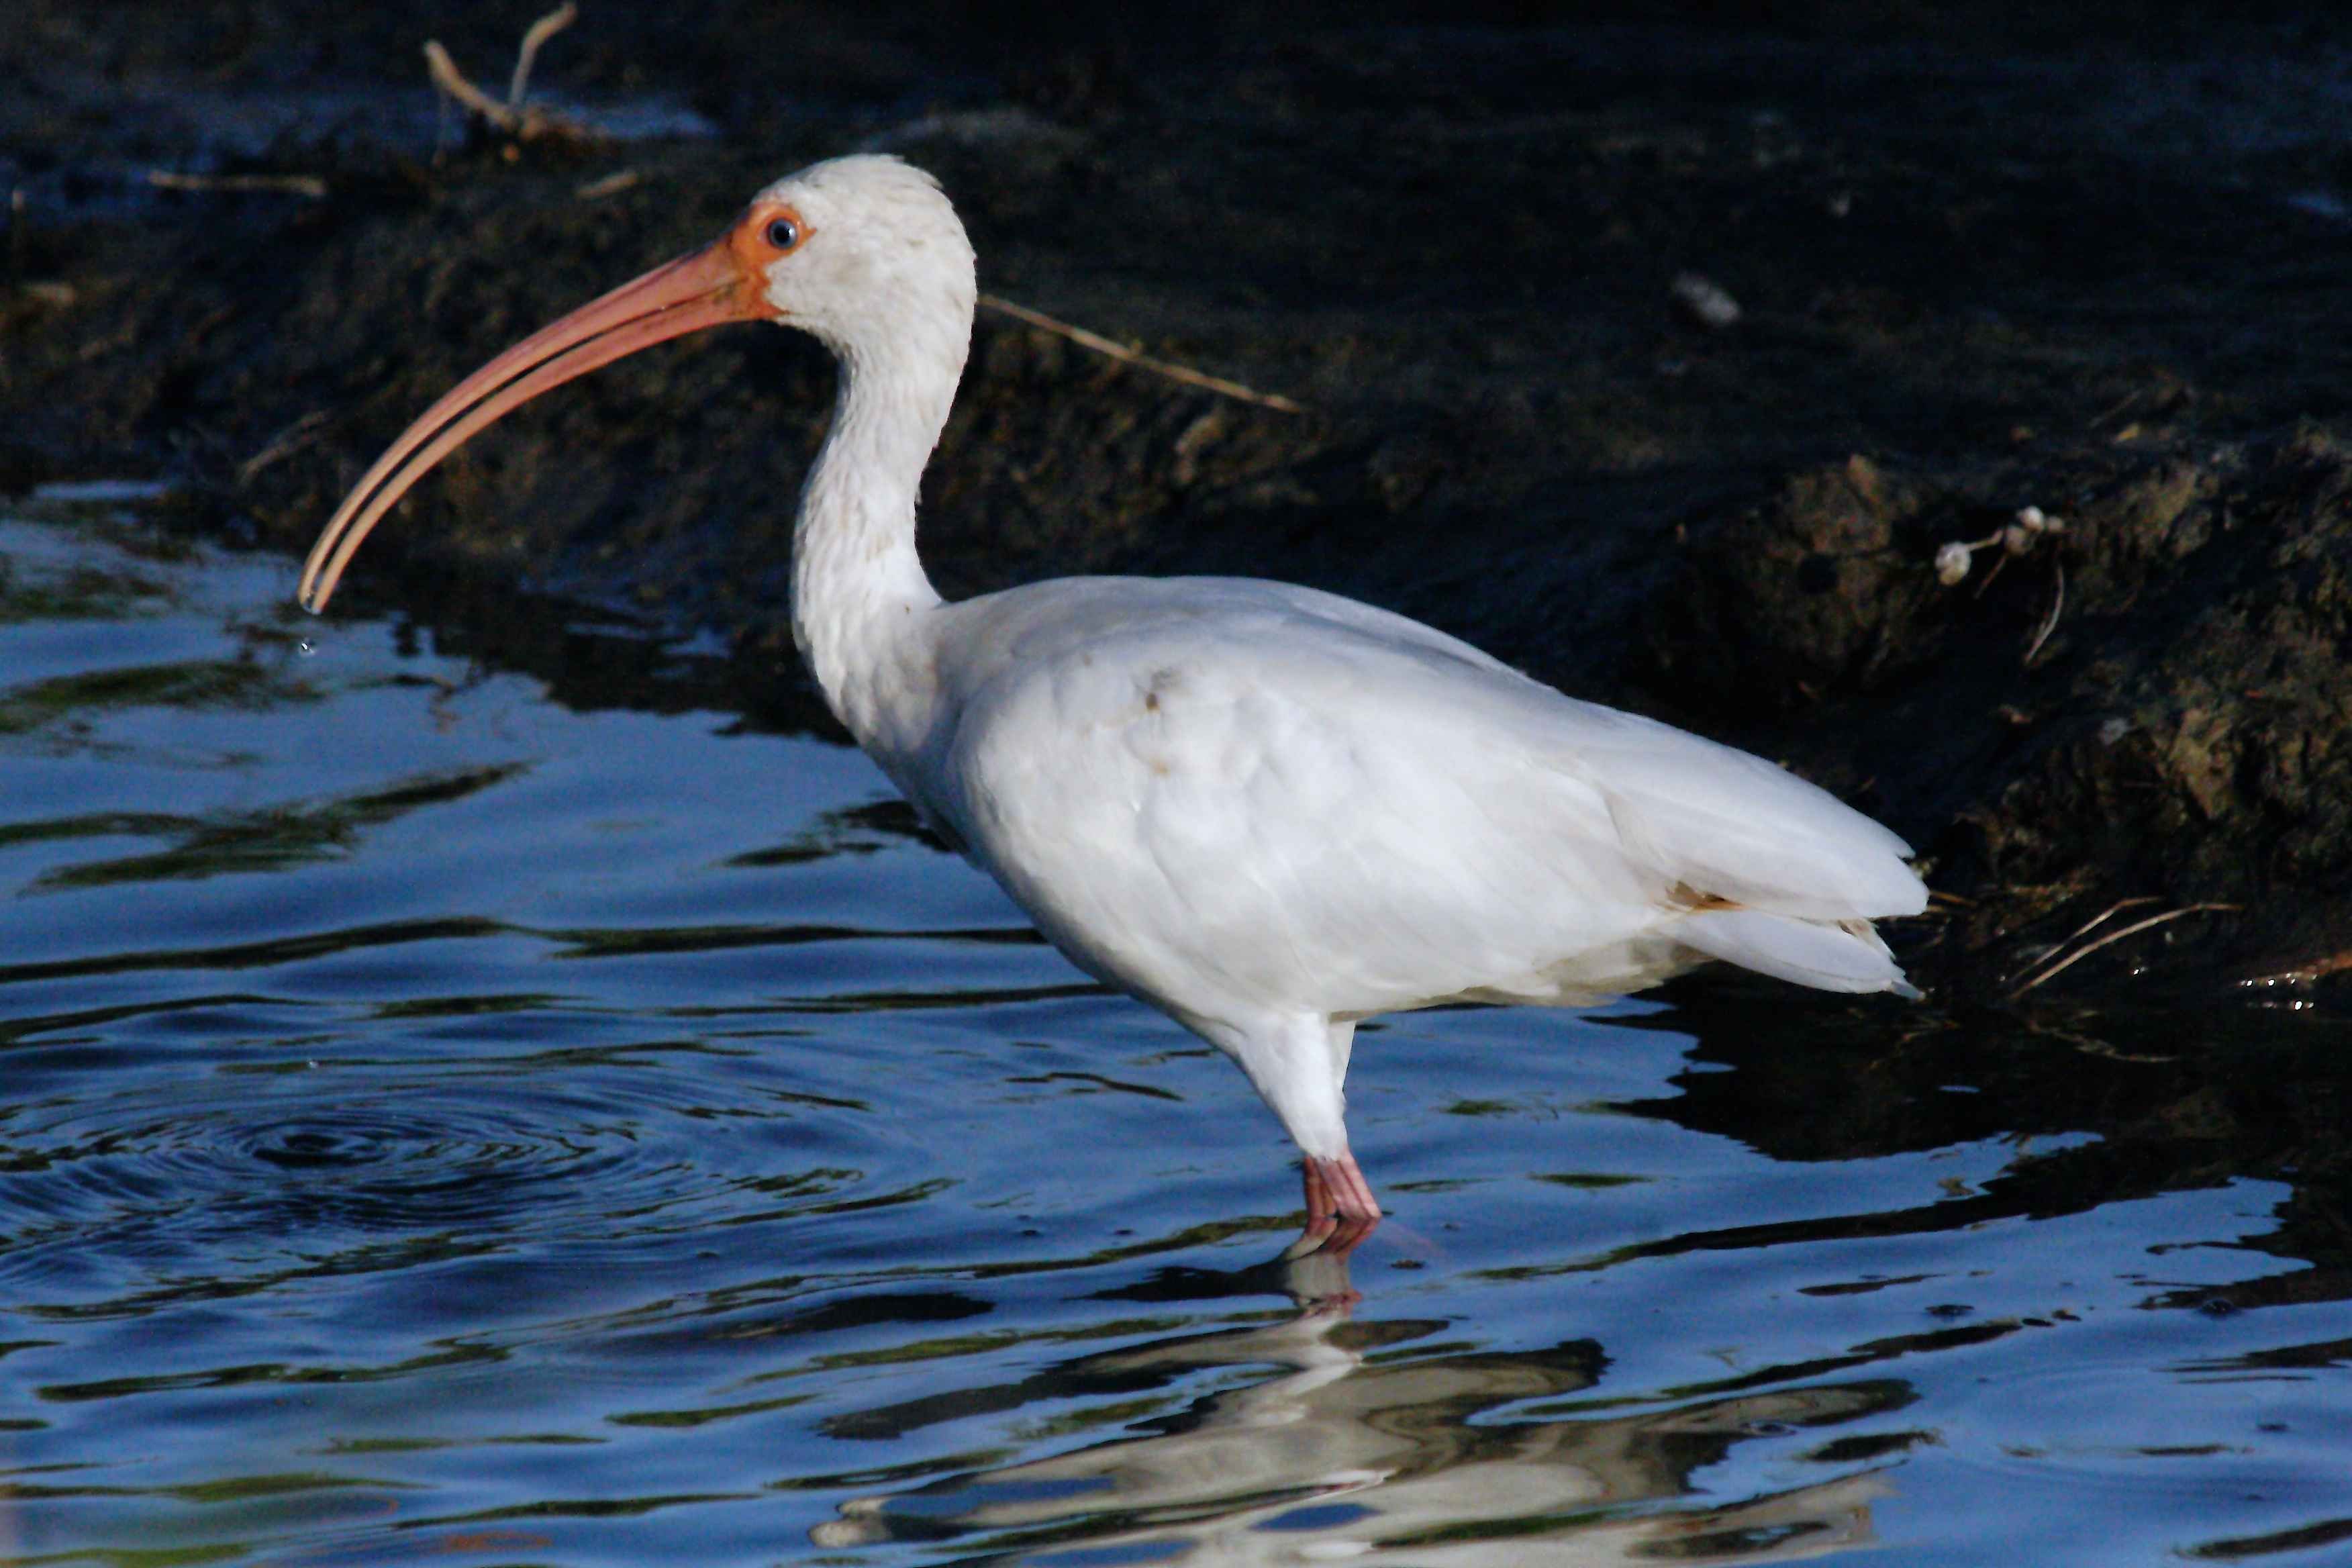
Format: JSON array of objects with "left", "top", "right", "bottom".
[{"left": 1292, "top": 1150, "right": 1382, "bottom": 1258}]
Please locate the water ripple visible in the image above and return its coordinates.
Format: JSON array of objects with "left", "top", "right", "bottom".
[{"left": 0, "top": 1071, "right": 783, "bottom": 1320}]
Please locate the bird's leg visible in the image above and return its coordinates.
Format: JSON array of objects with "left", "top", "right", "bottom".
[
  {"left": 1295, "top": 1150, "right": 1382, "bottom": 1257},
  {"left": 1302, "top": 1158, "right": 1334, "bottom": 1223}
]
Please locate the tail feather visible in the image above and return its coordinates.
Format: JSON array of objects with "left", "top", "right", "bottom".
[{"left": 1675, "top": 908, "right": 1919, "bottom": 997}]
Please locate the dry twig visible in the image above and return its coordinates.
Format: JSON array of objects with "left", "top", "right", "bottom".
[
  {"left": 2023, "top": 560, "right": 2065, "bottom": 666},
  {"left": 979, "top": 293, "right": 1304, "bottom": 413},
  {"left": 2237, "top": 949, "right": 2352, "bottom": 991},
  {"left": 424, "top": 3, "right": 600, "bottom": 145},
  {"left": 2049, "top": 896, "right": 2161, "bottom": 953},
  {"left": 146, "top": 169, "right": 328, "bottom": 199},
  {"left": 424, "top": 40, "right": 516, "bottom": 130},
  {"left": 238, "top": 410, "right": 334, "bottom": 487},
  {"left": 575, "top": 168, "right": 640, "bottom": 201},
  {"left": 2010, "top": 902, "right": 2237, "bottom": 995},
  {"left": 508, "top": 1, "right": 577, "bottom": 107}
]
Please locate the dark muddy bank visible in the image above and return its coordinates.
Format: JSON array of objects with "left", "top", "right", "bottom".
[{"left": 7, "top": 1, "right": 2352, "bottom": 1007}]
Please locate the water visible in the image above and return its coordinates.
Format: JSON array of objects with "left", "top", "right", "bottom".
[{"left": 1, "top": 510, "right": 2348, "bottom": 1566}]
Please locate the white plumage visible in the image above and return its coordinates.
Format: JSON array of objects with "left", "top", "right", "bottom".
[{"left": 301, "top": 155, "right": 1926, "bottom": 1251}]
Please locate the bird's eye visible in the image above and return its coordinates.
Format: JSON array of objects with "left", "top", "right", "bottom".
[{"left": 764, "top": 215, "right": 801, "bottom": 251}]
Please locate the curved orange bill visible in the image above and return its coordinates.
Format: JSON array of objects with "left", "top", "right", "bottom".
[{"left": 298, "top": 239, "right": 769, "bottom": 613}]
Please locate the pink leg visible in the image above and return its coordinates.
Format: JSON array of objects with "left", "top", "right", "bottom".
[
  {"left": 1303, "top": 1159, "right": 1335, "bottom": 1225},
  {"left": 1295, "top": 1150, "right": 1383, "bottom": 1257}
]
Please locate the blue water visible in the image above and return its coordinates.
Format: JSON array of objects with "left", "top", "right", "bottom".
[{"left": 1, "top": 508, "right": 2347, "bottom": 1565}]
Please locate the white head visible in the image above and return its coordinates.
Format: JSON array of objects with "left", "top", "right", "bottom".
[
  {"left": 740, "top": 155, "right": 977, "bottom": 363},
  {"left": 297, "top": 155, "right": 976, "bottom": 612}
]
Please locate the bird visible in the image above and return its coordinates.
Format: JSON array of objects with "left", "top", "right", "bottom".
[{"left": 300, "top": 155, "right": 1927, "bottom": 1253}]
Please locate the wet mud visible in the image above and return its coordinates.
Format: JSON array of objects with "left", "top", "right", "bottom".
[{"left": 9, "top": 1, "right": 2352, "bottom": 1010}]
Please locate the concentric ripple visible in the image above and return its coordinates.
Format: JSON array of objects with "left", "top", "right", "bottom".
[{"left": 0, "top": 1071, "right": 741, "bottom": 1313}]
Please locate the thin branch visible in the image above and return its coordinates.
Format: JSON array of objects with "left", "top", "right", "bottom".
[
  {"left": 146, "top": 169, "right": 328, "bottom": 199},
  {"left": 1971, "top": 547, "right": 2007, "bottom": 597},
  {"left": 979, "top": 293, "right": 1304, "bottom": 413},
  {"left": 575, "top": 168, "right": 640, "bottom": 201},
  {"left": 425, "top": 39, "right": 519, "bottom": 132},
  {"left": 2010, "top": 903, "right": 2237, "bottom": 995},
  {"left": 2050, "top": 896, "right": 2162, "bottom": 954},
  {"left": 2023, "top": 559, "right": 2065, "bottom": 666},
  {"left": 425, "top": 12, "right": 599, "bottom": 146},
  {"left": 509, "top": 2, "right": 579, "bottom": 108},
  {"left": 238, "top": 409, "right": 334, "bottom": 487}
]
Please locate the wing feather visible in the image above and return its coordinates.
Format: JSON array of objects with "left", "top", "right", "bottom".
[{"left": 918, "top": 577, "right": 1922, "bottom": 1018}]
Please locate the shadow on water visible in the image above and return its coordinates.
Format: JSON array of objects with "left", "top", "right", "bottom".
[{"left": 0, "top": 509, "right": 2349, "bottom": 1563}]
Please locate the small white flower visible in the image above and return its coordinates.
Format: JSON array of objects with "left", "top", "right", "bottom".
[{"left": 1935, "top": 541, "right": 1972, "bottom": 585}]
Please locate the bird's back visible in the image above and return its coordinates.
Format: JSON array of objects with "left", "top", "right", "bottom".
[{"left": 891, "top": 575, "right": 1922, "bottom": 1024}]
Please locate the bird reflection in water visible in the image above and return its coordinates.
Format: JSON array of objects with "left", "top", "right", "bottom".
[{"left": 812, "top": 1252, "right": 1901, "bottom": 1563}]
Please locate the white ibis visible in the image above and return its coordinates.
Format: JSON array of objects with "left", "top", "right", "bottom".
[{"left": 301, "top": 156, "right": 1926, "bottom": 1253}]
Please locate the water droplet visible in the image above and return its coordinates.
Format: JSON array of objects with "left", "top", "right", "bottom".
[{"left": 297, "top": 638, "right": 316, "bottom": 657}]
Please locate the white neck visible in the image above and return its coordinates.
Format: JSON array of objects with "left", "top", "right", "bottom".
[{"left": 791, "top": 328, "right": 961, "bottom": 748}]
